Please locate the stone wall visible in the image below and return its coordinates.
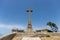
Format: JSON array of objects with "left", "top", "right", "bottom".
[
  {"left": 41, "top": 36, "right": 60, "bottom": 40},
  {"left": 0, "top": 33, "right": 16, "bottom": 40}
]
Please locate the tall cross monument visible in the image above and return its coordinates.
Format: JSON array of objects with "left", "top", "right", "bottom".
[{"left": 26, "top": 8, "right": 33, "bottom": 32}]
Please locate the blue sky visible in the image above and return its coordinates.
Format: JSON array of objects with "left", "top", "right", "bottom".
[{"left": 0, "top": 0, "right": 60, "bottom": 34}]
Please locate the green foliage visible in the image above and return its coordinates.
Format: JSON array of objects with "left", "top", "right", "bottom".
[{"left": 47, "top": 21, "right": 58, "bottom": 32}]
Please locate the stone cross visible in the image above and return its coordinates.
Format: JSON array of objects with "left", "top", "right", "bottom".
[
  {"left": 27, "top": 8, "right": 32, "bottom": 24},
  {"left": 26, "top": 8, "right": 33, "bottom": 32}
]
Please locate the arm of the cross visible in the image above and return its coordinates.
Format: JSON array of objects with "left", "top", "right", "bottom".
[{"left": 27, "top": 8, "right": 33, "bottom": 12}]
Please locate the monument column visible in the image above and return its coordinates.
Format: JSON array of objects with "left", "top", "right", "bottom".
[{"left": 26, "top": 8, "right": 33, "bottom": 32}]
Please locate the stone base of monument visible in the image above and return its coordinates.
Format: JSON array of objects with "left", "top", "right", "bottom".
[{"left": 22, "top": 37, "right": 41, "bottom": 40}]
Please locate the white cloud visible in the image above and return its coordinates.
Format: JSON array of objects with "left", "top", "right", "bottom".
[{"left": 0, "top": 24, "right": 26, "bottom": 30}]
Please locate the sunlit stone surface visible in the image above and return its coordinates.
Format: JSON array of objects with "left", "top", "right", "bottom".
[{"left": 22, "top": 37, "right": 41, "bottom": 40}]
